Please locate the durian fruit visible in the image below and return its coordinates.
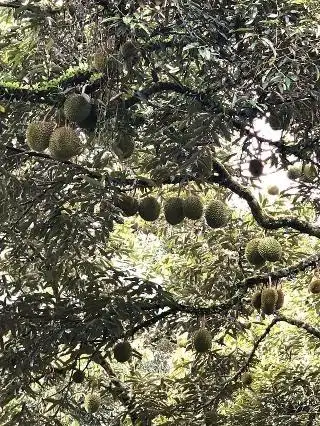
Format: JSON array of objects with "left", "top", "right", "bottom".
[
  {"left": 120, "top": 40, "right": 139, "bottom": 61},
  {"left": 267, "top": 185, "right": 279, "bottom": 196},
  {"left": 150, "top": 167, "right": 171, "bottom": 184},
  {"left": 258, "top": 237, "right": 282, "bottom": 262},
  {"left": 251, "top": 290, "right": 262, "bottom": 311},
  {"left": 26, "top": 121, "right": 55, "bottom": 152},
  {"left": 138, "top": 196, "right": 161, "bottom": 222},
  {"left": 115, "top": 194, "right": 138, "bottom": 217},
  {"left": 302, "top": 164, "right": 317, "bottom": 182},
  {"left": 72, "top": 369, "right": 85, "bottom": 384},
  {"left": 205, "top": 200, "right": 230, "bottom": 229},
  {"left": 268, "top": 107, "right": 291, "bottom": 131},
  {"left": 113, "top": 341, "right": 132, "bottom": 363},
  {"left": 287, "top": 164, "right": 302, "bottom": 180},
  {"left": 193, "top": 328, "right": 212, "bottom": 353},
  {"left": 195, "top": 148, "right": 213, "bottom": 177},
  {"left": 261, "top": 288, "right": 278, "bottom": 315},
  {"left": 49, "top": 127, "right": 82, "bottom": 161},
  {"left": 249, "top": 159, "right": 264, "bottom": 177},
  {"left": 245, "top": 239, "right": 265, "bottom": 267},
  {"left": 63, "top": 94, "right": 91, "bottom": 123},
  {"left": 204, "top": 410, "right": 217, "bottom": 425},
  {"left": 113, "top": 134, "right": 135, "bottom": 159},
  {"left": 85, "top": 393, "right": 101, "bottom": 413},
  {"left": 275, "top": 288, "right": 284, "bottom": 310},
  {"left": 93, "top": 48, "right": 108, "bottom": 72},
  {"left": 242, "top": 372, "right": 253, "bottom": 386},
  {"left": 183, "top": 195, "right": 203, "bottom": 220},
  {"left": 309, "top": 277, "right": 320, "bottom": 294},
  {"left": 164, "top": 197, "right": 185, "bottom": 225}
]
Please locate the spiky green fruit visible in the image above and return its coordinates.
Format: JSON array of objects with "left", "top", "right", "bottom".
[
  {"left": 26, "top": 121, "right": 55, "bottom": 152},
  {"left": 275, "top": 288, "right": 284, "bottom": 310},
  {"left": 242, "top": 372, "right": 253, "bottom": 386},
  {"left": 113, "top": 134, "right": 135, "bottom": 159},
  {"left": 268, "top": 185, "right": 279, "bottom": 196},
  {"left": 249, "top": 159, "right": 264, "bottom": 177},
  {"left": 258, "top": 237, "right": 282, "bottom": 262},
  {"left": 268, "top": 107, "right": 291, "bottom": 131},
  {"left": 49, "top": 127, "right": 82, "bottom": 161},
  {"left": 196, "top": 149, "right": 213, "bottom": 177},
  {"left": 261, "top": 288, "right": 278, "bottom": 315},
  {"left": 302, "top": 164, "right": 317, "bottom": 182},
  {"left": 138, "top": 196, "right": 161, "bottom": 221},
  {"left": 205, "top": 200, "right": 230, "bottom": 229},
  {"left": 287, "top": 164, "right": 302, "bottom": 180},
  {"left": 63, "top": 94, "right": 91, "bottom": 123},
  {"left": 113, "top": 341, "right": 132, "bottom": 363},
  {"left": 183, "top": 195, "right": 203, "bottom": 220},
  {"left": 193, "top": 328, "right": 212, "bottom": 353},
  {"left": 245, "top": 239, "right": 265, "bottom": 267},
  {"left": 115, "top": 195, "right": 138, "bottom": 217},
  {"left": 164, "top": 197, "right": 185, "bottom": 225},
  {"left": 251, "top": 291, "right": 262, "bottom": 311},
  {"left": 120, "top": 40, "right": 138, "bottom": 60},
  {"left": 150, "top": 167, "right": 171, "bottom": 184},
  {"left": 309, "top": 277, "right": 320, "bottom": 294},
  {"left": 85, "top": 393, "right": 101, "bottom": 413},
  {"left": 72, "top": 369, "right": 85, "bottom": 384}
]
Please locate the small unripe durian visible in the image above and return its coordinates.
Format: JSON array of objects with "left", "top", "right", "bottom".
[
  {"left": 302, "top": 164, "right": 317, "bottom": 182},
  {"left": 205, "top": 200, "right": 230, "bottom": 229},
  {"left": 267, "top": 185, "right": 279, "bottom": 196},
  {"left": 113, "top": 134, "right": 135, "bottom": 159},
  {"left": 26, "top": 121, "right": 55, "bottom": 152},
  {"left": 164, "top": 197, "right": 185, "bottom": 225},
  {"left": 287, "top": 164, "right": 302, "bottom": 180},
  {"left": 193, "top": 328, "right": 212, "bottom": 353},
  {"left": 113, "top": 341, "right": 132, "bottom": 363},
  {"left": 183, "top": 195, "right": 203, "bottom": 220},
  {"left": 115, "top": 195, "right": 138, "bottom": 217},
  {"left": 85, "top": 393, "right": 101, "bottom": 413},
  {"left": 261, "top": 288, "right": 278, "bottom": 315},
  {"left": 72, "top": 369, "right": 85, "bottom": 383},
  {"left": 49, "top": 127, "right": 82, "bottom": 161},
  {"left": 275, "top": 288, "right": 284, "bottom": 310},
  {"left": 63, "top": 94, "right": 91, "bottom": 123},
  {"left": 138, "top": 196, "right": 161, "bottom": 221},
  {"left": 120, "top": 40, "right": 139, "bottom": 60},
  {"left": 258, "top": 237, "right": 282, "bottom": 262},
  {"left": 245, "top": 239, "right": 265, "bottom": 267},
  {"left": 242, "top": 372, "right": 253, "bottom": 386},
  {"left": 251, "top": 290, "right": 262, "bottom": 311},
  {"left": 249, "top": 159, "right": 264, "bottom": 177},
  {"left": 309, "top": 277, "right": 320, "bottom": 294}
]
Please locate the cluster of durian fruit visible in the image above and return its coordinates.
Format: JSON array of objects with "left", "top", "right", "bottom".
[
  {"left": 287, "top": 163, "right": 317, "bottom": 182},
  {"left": 71, "top": 340, "right": 132, "bottom": 414},
  {"left": 245, "top": 237, "right": 282, "bottom": 267},
  {"left": 116, "top": 193, "right": 231, "bottom": 227},
  {"left": 251, "top": 286, "right": 284, "bottom": 315}
]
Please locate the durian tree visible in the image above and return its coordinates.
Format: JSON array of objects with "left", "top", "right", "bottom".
[{"left": 1, "top": 0, "right": 320, "bottom": 425}]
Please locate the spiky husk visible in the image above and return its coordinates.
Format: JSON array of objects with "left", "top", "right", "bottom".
[
  {"left": 150, "top": 167, "right": 171, "bottom": 184},
  {"left": 268, "top": 106, "right": 291, "bottom": 130},
  {"left": 268, "top": 185, "right": 279, "bottom": 195},
  {"left": 242, "top": 372, "right": 253, "bottom": 386},
  {"left": 275, "top": 288, "right": 284, "bottom": 310},
  {"left": 245, "top": 239, "right": 265, "bottom": 267},
  {"left": 249, "top": 159, "right": 264, "bottom": 177},
  {"left": 113, "top": 341, "right": 132, "bottom": 363},
  {"left": 309, "top": 278, "right": 320, "bottom": 294},
  {"left": 138, "top": 196, "right": 161, "bottom": 221},
  {"left": 261, "top": 288, "right": 278, "bottom": 315},
  {"left": 302, "top": 164, "right": 317, "bottom": 182},
  {"left": 113, "top": 134, "right": 135, "bottom": 159},
  {"left": 120, "top": 40, "right": 138, "bottom": 59},
  {"left": 183, "top": 195, "right": 203, "bottom": 220},
  {"left": 49, "top": 127, "right": 82, "bottom": 161},
  {"left": 85, "top": 393, "right": 101, "bottom": 413},
  {"left": 164, "top": 197, "right": 185, "bottom": 225},
  {"left": 287, "top": 164, "right": 302, "bottom": 180},
  {"left": 258, "top": 237, "right": 282, "bottom": 262},
  {"left": 251, "top": 291, "right": 262, "bottom": 311},
  {"left": 26, "top": 121, "right": 55, "bottom": 152},
  {"left": 193, "top": 328, "right": 212, "bottom": 353},
  {"left": 205, "top": 200, "right": 230, "bottom": 229},
  {"left": 63, "top": 94, "right": 91, "bottom": 123},
  {"left": 115, "top": 195, "right": 138, "bottom": 217},
  {"left": 72, "top": 369, "right": 85, "bottom": 383}
]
